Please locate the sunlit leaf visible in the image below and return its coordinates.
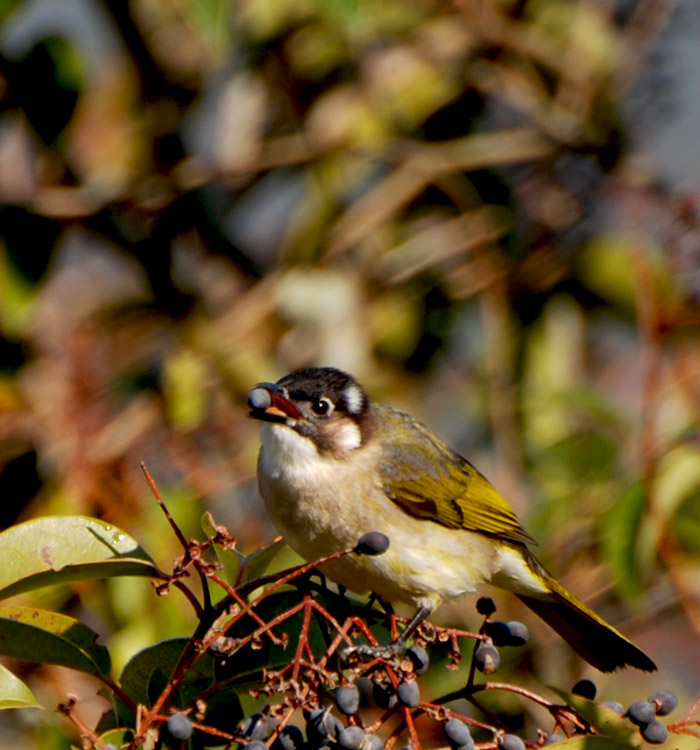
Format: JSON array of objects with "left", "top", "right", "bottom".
[
  {"left": 601, "top": 481, "right": 646, "bottom": 599},
  {"left": 654, "top": 445, "right": 700, "bottom": 524},
  {"left": 0, "top": 663, "right": 41, "bottom": 709},
  {"left": 0, "top": 516, "right": 161, "bottom": 600},
  {"left": 0, "top": 606, "right": 111, "bottom": 677},
  {"left": 540, "top": 737, "right": 638, "bottom": 750}
]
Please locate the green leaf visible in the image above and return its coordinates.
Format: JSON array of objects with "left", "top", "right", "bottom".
[
  {"left": 202, "top": 511, "right": 243, "bottom": 587},
  {"left": 0, "top": 663, "right": 41, "bottom": 709},
  {"left": 541, "top": 737, "right": 638, "bottom": 750},
  {"left": 0, "top": 516, "right": 161, "bottom": 600},
  {"left": 120, "top": 637, "right": 215, "bottom": 708},
  {"left": 120, "top": 638, "right": 190, "bottom": 707},
  {"left": 601, "top": 481, "right": 646, "bottom": 599},
  {"left": 241, "top": 536, "right": 288, "bottom": 583},
  {"left": 0, "top": 606, "right": 111, "bottom": 677},
  {"left": 671, "top": 492, "right": 700, "bottom": 552},
  {"left": 98, "top": 728, "right": 134, "bottom": 747},
  {"left": 549, "top": 690, "right": 640, "bottom": 746}
]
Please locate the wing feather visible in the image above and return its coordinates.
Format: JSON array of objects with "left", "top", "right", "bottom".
[{"left": 376, "top": 406, "right": 534, "bottom": 546}]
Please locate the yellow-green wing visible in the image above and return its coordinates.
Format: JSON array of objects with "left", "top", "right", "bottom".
[{"left": 376, "top": 406, "right": 534, "bottom": 546}]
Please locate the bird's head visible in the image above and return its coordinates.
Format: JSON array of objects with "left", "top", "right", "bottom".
[{"left": 248, "top": 367, "right": 372, "bottom": 457}]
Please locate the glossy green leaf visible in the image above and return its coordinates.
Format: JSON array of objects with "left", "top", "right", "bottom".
[
  {"left": 0, "top": 606, "right": 111, "bottom": 677},
  {"left": 0, "top": 516, "right": 161, "bottom": 600},
  {"left": 0, "top": 663, "right": 41, "bottom": 709},
  {"left": 120, "top": 637, "right": 215, "bottom": 708},
  {"left": 601, "top": 481, "right": 646, "bottom": 599},
  {"left": 202, "top": 511, "right": 242, "bottom": 587}
]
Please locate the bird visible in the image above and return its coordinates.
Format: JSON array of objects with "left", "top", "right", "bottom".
[{"left": 247, "top": 366, "right": 655, "bottom": 672}]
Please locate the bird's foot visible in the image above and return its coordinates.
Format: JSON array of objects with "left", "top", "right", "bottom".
[{"left": 342, "top": 641, "right": 404, "bottom": 662}]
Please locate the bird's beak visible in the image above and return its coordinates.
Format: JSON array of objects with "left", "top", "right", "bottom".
[{"left": 247, "top": 383, "right": 303, "bottom": 422}]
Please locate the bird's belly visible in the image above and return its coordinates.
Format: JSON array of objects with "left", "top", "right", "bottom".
[{"left": 258, "top": 450, "right": 501, "bottom": 608}]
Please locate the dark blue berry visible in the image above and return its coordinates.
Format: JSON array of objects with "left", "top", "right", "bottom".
[
  {"left": 476, "top": 597, "right": 496, "bottom": 616},
  {"left": 444, "top": 718, "right": 473, "bottom": 750},
  {"left": 649, "top": 691, "right": 677, "bottom": 716},
  {"left": 367, "top": 735, "right": 383, "bottom": 750},
  {"left": 627, "top": 701, "right": 656, "bottom": 726},
  {"left": 242, "top": 714, "right": 269, "bottom": 740},
  {"left": 406, "top": 645, "right": 429, "bottom": 674},
  {"left": 356, "top": 532, "right": 390, "bottom": 556},
  {"left": 248, "top": 388, "right": 272, "bottom": 411},
  {"left": 474, "top": 643, "right": 500, "bottom": 674},
  {"left": 641, "top": 720, "right": 668, "bottom": 744},
  {"left": 396, "top": 680, "right": 420, "bottom": 707},
  {"left": 336, "top": 685, "right": 360, "bottom": 715},
  {"left": 166, "top": 713, "right": 193, "bottom": 740},
  {"left": 307, "top": 708, "right": 342, "bottom": 743},
  {"left": 571, "top": 679, "right": 597, "bottom": 700},
  {"left": 499, "top": 734, "right": 525, "bottom": 750},
  {"left": 248, "top": 742, "right": 268, "bottom": 750},
  {"left": 601, "top": 702, "right": 624, "bottom": 716},
  {"left": 505, "top": 621, "right": 529, "bottom": 647},
  {"left": 338, "top": 726, "right": 365, "bottom": 750},
  {"left": 273, "top": 726, "right": 304, "bottom": 750},
  {"left": 543, "top": 734, "right": 565, "bottom": 745},
  {"left": 485, "top": 621, "right": 511, "bottom": 647},
  {"left": 372, "top": 683, "right": 397, "bottom": 709}
]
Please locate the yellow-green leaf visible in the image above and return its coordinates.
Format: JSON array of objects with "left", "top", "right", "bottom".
[
  {"left": 0, "top": 606, "right": 111, "bottom": 677},
  {"left": 550, "top": 689, "right": 640, "bottom": 746},
  {"left": 0, "top": 516, "right": 161, "bottom": 600},
  {"left": 0, "top": 663, "right": 41, "bottom": 709}
]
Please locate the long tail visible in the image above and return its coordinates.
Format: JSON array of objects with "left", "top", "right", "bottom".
[{"left": 516, "top": 555, "right": 656, "bottom": 672}]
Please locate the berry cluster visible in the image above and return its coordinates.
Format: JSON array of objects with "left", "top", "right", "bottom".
[
  {"left": 204, "top": 588, "right": 679, "bottom": 750},
  {"left": 470, "top": 597, "right": 531, "bottom": 676},
  {"left": 624, "top": 691, "right": 678, "bottom": 744},
  {"left": 47, "top": 486, "right": 693, "bottom": 750},
  {"left": 200, "top": 570, "right": 680, "bottom": 750},
  {"left": 567, "top": 678, "right": 678, "bottom": 745}
]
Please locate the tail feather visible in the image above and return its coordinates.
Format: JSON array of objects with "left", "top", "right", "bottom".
[
  {"left": 516, "top": 585, "right": 656, "bottom": 672},
  {"left": 513, "top": 549, "right": 656, "bottom": 672}
]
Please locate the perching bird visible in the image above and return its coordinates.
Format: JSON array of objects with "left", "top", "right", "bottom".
[{"left": 248, "top": 367, "right": 655, "bottom": 672}]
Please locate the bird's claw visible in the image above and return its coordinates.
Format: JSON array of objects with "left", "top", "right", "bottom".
[{"left": 342, "top": 642, "right": 404, "bottom": 661}]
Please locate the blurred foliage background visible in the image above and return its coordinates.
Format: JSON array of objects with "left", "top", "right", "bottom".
[{"left": 1, "top": 0, "right": 700, "bottom": 746}]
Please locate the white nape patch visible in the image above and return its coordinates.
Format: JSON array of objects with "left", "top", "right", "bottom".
[
  {"left": 334, "top": 420, "right": 361, "bottom": 451},
  {"left": 343, "top": 384, "right": 364, "bottom": 415}
]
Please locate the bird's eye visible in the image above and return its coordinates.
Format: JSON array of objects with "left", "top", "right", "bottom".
[{"left": 311, "top": 399, "right": 331, "bottom": 416}]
